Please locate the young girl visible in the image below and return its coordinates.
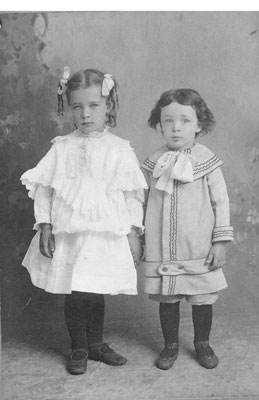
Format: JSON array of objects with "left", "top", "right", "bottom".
[
  {"left": 21, "top": 68, "right": 147, "bottom": 375},
  {"left": 142, "top": 89, "right": 233, "bottom": 370}
]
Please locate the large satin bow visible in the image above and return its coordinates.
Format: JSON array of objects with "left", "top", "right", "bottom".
[
  {"left": 153, "top": 151, "right": 196, "bottom": 194},
  {"left": 102, "top": 74, "right": 114, "bottom": 96}
]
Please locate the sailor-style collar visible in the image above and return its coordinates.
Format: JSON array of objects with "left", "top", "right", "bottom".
[{"left": 142, "top": 143, "right": 223, "bottom": 189}]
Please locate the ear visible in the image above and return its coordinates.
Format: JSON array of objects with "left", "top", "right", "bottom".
[{"left": 196, "top": 123, "right": 202, "bottom": 134}]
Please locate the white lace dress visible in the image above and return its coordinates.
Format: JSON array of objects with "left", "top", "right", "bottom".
[{"left": 21, "top": 128, "right": 147, "bottom": 295}]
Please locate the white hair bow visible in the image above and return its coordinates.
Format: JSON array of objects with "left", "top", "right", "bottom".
[
  {"left": 60, "top": 66, "right": 70, "bottom": 86},
  {"left": 102, "top": 74, "right": 114, "bottom": 96}
]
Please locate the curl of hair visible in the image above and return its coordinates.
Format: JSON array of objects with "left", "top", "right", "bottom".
[
  {"left": 65, "top": 68, "right": 119, "bottom": 127},
  {"left": 106, "top": 82, "right": 119, "bottom": 128},
  {"left": 148, "top": 88, "right": 215, "bottom": 136}
]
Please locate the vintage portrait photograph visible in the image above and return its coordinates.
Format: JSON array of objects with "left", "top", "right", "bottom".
[{"left": 1, "top": 4, "right": 259, "bottom": 400}]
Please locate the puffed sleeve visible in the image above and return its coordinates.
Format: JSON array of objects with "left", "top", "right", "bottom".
[
  {"left": 20, "top": 144, "right": 57, "bottom": 199},
  {"left": 110, "top": 145, "right": 147, "bottom": 233},
  {"left": 207, "top": 167, "right": 234, "bottom": 242},
  {"left": 121, "top": 149, "right": 147, "bottom": 233},
  {"left": 33, "top": 184, "right": 54, "bottom": 230},
  {"left": 109, "top": 146, "right": 148, "bottom": 195}
]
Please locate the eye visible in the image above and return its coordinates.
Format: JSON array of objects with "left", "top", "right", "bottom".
[
  {"left": 183, "top": 118, "right": 190, "bottom": 123},
  {"left": 90, "top": 103, "right": 98, "bottom": 109},
  {"left": 72, "top": 105, "right": 81, "bottom": 110},
  {"left": 165, "top": 118, "right": 174, "bottom": 123}
]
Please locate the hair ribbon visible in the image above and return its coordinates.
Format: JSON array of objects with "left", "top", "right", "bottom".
[
  {"left": 60, "top": 66, "right": 70, "bottom": 88},
  {"left": 102, "top": 74, "right": 114, "bottom": 96},
  {"left": 57, "top": 66, "right": 70, "bottom": 116}
]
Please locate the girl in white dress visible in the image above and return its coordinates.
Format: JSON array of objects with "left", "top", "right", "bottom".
[{"left": 21, "top": 68, "right": 147, "bottom": 374}]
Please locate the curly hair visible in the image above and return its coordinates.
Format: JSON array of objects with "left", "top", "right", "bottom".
[
  {"left": 148, "top": 89, "right": 215, "bottom": 136},
  {"left": 65, "top": 68, "right": 119, "bottom": 127}
]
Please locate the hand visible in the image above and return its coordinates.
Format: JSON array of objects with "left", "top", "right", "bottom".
[
  {"left": 206, "top": 242, "right": 226, "bottom": 271},
  {"left": 39, "top": 223, "right": 55, "bottom": 258},
  {"left": 127, "top": 227, "right": 144, "bottom": 266}
]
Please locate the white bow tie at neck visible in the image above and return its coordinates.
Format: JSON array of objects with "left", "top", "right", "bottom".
[
  {"left": 102, "top": 74, "right": 114, "bottom": 96},
  {"left": 153, "top": 152, "right": 195, "bottom": 194}
]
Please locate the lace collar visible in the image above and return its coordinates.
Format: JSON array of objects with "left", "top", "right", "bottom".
[{"left": 76, "top": 127, "right": 108, "bottom": 139}]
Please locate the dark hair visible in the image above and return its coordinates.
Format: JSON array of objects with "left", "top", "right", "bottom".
[
  {"left": 66, "top": 68, "right": 119, "bottom": 127},
  {"left": 148, "top": 88, "right": 215, "bottom": 136}
]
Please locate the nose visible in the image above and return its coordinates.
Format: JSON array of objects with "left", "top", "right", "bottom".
[
  {"left": 82, "top": 106, "right": 90, "bottom": 119},
  {"left": 172, "top": 120, "right": 181, "bottom": 132}
]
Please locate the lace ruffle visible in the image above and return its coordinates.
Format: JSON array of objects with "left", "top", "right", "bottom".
[
  {"left": 21, "top": 130, "right": 147, "bottom": 221},
  {"left": 108, "top": 168, "right": 147, "bottom": 202}
]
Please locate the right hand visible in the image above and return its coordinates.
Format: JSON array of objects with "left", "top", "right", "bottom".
[
  {"left": 127, "top": 228, "right": 144, "bottom": 266},
  {"left": 39, "top": 223, "right": 55, "bottom": 258}
]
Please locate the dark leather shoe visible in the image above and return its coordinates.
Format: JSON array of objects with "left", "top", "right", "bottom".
[
  {"left": 88, "top": 343, "right": 127, "bottom": 366},
  {"left": 68, "top": 348, "right": 88, "bottom": 375},
  {"left": 155, "top": 343, "right": 179, "bottom": 370},
  {"left": 194, "top": 340, "right": 219, "bottom": 369}
]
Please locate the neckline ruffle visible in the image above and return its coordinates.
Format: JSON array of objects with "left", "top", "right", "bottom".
[{"left": 75, "top": 127, "right": 108, "bottom": 139}]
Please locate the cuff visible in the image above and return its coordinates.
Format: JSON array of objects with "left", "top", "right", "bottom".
[
  {"left": 33, "top": 215, "right": 51, "bottom": 230},
  {"left": 212, "top": 226, "right": 234, "bottom": 243}
]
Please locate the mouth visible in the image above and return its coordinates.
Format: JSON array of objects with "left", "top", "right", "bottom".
[{"left": 82, "top": 122, "right": 94, "bottom": 126}]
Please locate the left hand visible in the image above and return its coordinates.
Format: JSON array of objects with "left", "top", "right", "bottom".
[
  {"left": 206, "top": 242, "right": 226, "bottom": 271},
  {"left": 127, "top": 228, "right": 144, "bottom": 266}
]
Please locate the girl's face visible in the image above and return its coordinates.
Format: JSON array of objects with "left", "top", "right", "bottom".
[
  {"left": 69, "top": 85, "right": 109, "bottom": 135},
  {"left": 160, "top": 102, "right": 201, "bottom": 150}
]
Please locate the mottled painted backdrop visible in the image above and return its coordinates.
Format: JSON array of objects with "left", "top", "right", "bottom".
[{"left": 1, "top": 12, "right": 259, "bottom": 323}]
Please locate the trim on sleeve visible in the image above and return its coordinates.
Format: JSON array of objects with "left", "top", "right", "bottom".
[{"left": 212, "top": 226, "right": 234, "bottom": 242}]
